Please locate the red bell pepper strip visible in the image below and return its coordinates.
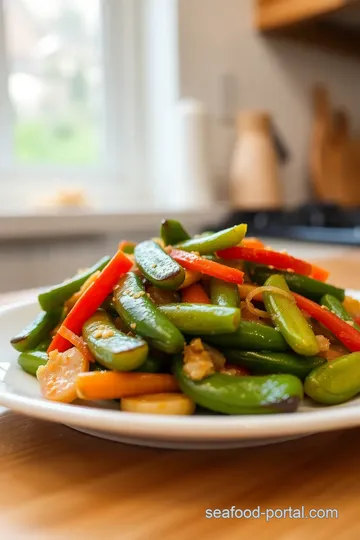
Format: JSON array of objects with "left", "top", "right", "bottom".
[
  {"left": 181, "top": 283, "right": 211, "bottom": 304},
  {"left": 293, "top": 292, "right": 360, "bottom": 352},
  {"left": 217, "top": 246, "right": 312, "bottom": 276},
  {"left": 48, "top": 250, "right": 132, "bottom": 353},
  {"left": 310, "top": 263, "right": 330, "bottom": 283},
  {"left": 170, "top": 249, "right": 244, "bottom": 284}
]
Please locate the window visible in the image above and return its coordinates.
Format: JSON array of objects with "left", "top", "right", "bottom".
[
  {"left": 4, "top": 0, "right": 103, "bottom": 166},
  {"left": 0, "top": 0, "right": 180, "bottom": 212}
]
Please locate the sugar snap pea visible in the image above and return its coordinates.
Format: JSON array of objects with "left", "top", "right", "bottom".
[
  {"left": 205, "top": 320, "right": 288, "bottom": 351},
  {"left": 159, "top": 304, "right": 240, "bottom": 335},
  {"left": 38, "top": 256, "right": 111, "bottom": 311},
  {"left": 304, "top": 352, "right": 360, "bottom": 404},
  {"left": 11, "top": 308, "right": 62, "bottom": 352},
  {"left": 321, "top": 294, "right": 360, "bottom": 331},
  {"left": 210, "top": 278, "right": 240, "bottom": 308},
  {"left": 263, "top": 274, "right": 319, "bottom": 356},
  {"left": 135, "top": 356, "right": 163, "bottom": 373},
  {"left": 134, "top": 240, "right": 185, "bottom": 290},
  {"left": 114, "top": 272, "right": 185, "bottom": 354},
  {"left": 35, "top": 339, "right": 51, "bottom": 352},
  {"left": 174, "top": 356, "right": 303, "bottom": 414},
  {"left": 160, "top": 219, "right": 190, "bottom": 245},
  {"left": 223, "top": 350, "right": 326, "bottom": 380},
  {"left": 83, "top": 311, "right": 148, "bottom": 371},
  {"left": 18, "top": 350, "right": 48, "bottom": 377},
  {"left": 174, "top": 224, "right": 247, "bottom": 255},
  {"left": 248, "top": 264, "right": 345, "bottom": 302},
  {"left": 146, "top": 286, "right": 180, "bottom": 305}
]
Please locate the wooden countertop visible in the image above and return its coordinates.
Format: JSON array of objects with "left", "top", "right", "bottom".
[{"left": 2, "top": 249, "right": 360, "bottom": 539}]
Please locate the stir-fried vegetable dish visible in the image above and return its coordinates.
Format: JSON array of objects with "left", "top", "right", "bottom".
[{"left": 11, "top": 220, "right": 360, "bottom": 415}]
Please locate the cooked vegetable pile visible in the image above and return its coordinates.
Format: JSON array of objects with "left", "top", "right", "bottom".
[{"left": 10, "top": 220, "right": 360, "bottom": 415}]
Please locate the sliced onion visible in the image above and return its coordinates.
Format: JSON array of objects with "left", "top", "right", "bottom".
[{"left": 245, "top": 285, "right": 295, "bottom": 319}]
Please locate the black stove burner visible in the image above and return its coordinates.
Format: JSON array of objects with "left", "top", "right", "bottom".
[{"left": 208, "top": 204, "right": 360, "bottom": 245}]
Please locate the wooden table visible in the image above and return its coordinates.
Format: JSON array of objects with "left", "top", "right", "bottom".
[{"left": 2, "top": 250, "right": 360, "bottom": 540}]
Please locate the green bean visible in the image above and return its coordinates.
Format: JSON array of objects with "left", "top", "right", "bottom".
[
  {"left": 146, "top": 286, "right": 180, "bottom": 305},
  {"left": 38, "top": 256, "right": 110, "bottom": 311},
  {"left": 134, "top": 240, "right": 185, "bottom": 290},
  {"left": 223, "top": 350, "right": 326, "bottom": 380},
  {"left": 134, "top": 356, "right": 163, "bottom": 373},
  {"left": 35, "top": 339, "right": 51, "bottom": 352},
  {"left": 102, "top": 295, "right": 118, "bottom": 317},
  {"left": 321, "top": 294, "right": 360, "bottom": 331},
  {"left": 160, "top": 219, "right": 190, "bottom": 245},
  {"left": 174, "top": 224, "right": 247, "bottom": 255},
  {"left": 248, "top": 264, "right": 345, "bottom": 302},
  {"left": 206, "top": 320, "right": 288, "bottom": 351},
  {"left": 83, "top": 311, "right": 148, "bottom": 371},
  {"left": 263, "top": 274, "right": 319, "bottom": 356},
  {"left": 18, "top": 350, "right": 48, "bottom": 376},
  {"left": 11, "top": 308, "right": 62, "bottom": 352},
  {"left": 159, "top": 304, "right": 240, "bottom": 335},
  {"left": 304, "top": 352, "right": 360, "bottom": 405},
  {"left": 174, "top": 356, "right": 303, "bottom": 414},
  {"left": 114, "top": 272, "right": 185, "bottom": 354},
  {"left": 210, "top": 278, "right": 240, "bottom": 307}
]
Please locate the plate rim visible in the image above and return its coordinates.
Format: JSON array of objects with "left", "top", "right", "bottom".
[{"left": 1, "top": 296, "right": 360, "bottom": 443}]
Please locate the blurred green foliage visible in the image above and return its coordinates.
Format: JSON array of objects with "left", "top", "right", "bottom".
[{"left": 14, "top": 119, "right": 100, "bottom": 165}]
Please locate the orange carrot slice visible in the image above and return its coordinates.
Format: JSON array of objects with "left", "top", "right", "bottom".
[
  {"left": 241, "top": 237, "right": 265, "bottom": 249},
  {"left": 76, "top": 372, "right": 179, "bottom": 401},
  {"left": 181, "top": 283, "right": 210, "bottom": 304},
  {"left": 310, "top": 264, "right": 330, "bottom": 282}
]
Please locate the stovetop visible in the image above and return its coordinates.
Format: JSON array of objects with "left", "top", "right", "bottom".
[{"left": 209, "top": 205, "right": 360, "bottom": 245}]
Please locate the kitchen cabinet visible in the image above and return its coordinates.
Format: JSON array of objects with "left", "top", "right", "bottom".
[{"left": 255, "top": 0, "right": 360, "bottom": 59}]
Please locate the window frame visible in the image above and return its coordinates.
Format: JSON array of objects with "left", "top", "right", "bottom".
[
  {"left": 0, "top": 1, "right": 145, "bottom": 183},
  {"left": 0, "top": 0, "right": 181, "bottom": 212}
]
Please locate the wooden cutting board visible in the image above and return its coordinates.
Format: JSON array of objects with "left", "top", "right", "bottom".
[{"left": 309, "top": 85, "right": 360, "bottom": 206}]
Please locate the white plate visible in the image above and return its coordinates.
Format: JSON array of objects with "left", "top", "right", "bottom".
[{"left": 1, "top": 296, "right": 360, "bottom": 449}]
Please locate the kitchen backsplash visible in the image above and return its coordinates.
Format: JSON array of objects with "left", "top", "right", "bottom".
[{"left": 178, "top": 0, "right": 360, "bottom": 206}]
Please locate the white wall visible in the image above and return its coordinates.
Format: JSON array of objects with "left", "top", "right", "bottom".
[{"left": 178, "top": 0, "right": 360, "bottom": 206}]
